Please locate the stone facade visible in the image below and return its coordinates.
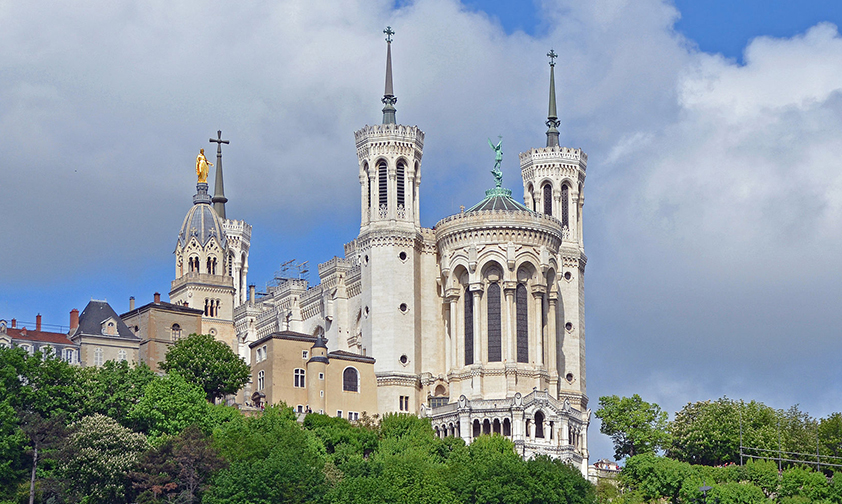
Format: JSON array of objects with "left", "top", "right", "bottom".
[
  {"left": 70, "top": 300, "right": 141, "bottom": 367},
  {"left": 249, "top": 331, "right": 377, "bottom": 419},
  {"left": 0, "top": 316, "right": 80, "bottom": 364},
  {"left": 231, "top": 45, "right": 591, "bottom": 473},
  {"left": 121, "top": 294, "right": 203, "bottom": 373}
]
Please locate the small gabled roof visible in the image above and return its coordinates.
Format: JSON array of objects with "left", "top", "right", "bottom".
[{"left": 73, "top": 300, "right": 141, "bottom": 341}]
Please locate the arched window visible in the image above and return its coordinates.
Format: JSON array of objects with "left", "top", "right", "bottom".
[
  {"left": 543, "top": 183, "right": 553, "bottom": 216},
  {"left": 503, "top": 418, "right": 512, "bottom": 436},
  {"left": 294, "top": 368, "right": 305, "bottom": 388},
  {"left": 257, "top": 370, "right": 265, "bottom": 391},
  {"left": 206, "top": 257, "right": 212, "bottom": 274},
  {"left": 396, "top": 161, "right": 405, "bottom": 210},
  {"left": 535, "top": 411, "right": 545, "bottom": 438},
  {"left": 171, "top": 324, "right": 182, "bottom": 341},
  {"left": 378, "top": 161, "right": 388, "bottom": 208},
  {"left": 516, "top": 284, "right": 528, "bottom": 363},
  {"left": 561, "top": 183, "right": 569, "bottom": 228},
  {"left": 473, "top": 420, "right": 481, "bottom": 438},
  {"left": 204, "top": 298, "right": 209, "bottom": 316},
  {"left": 487, "top": 282, "right": 501, "bottom": 362},
  {"left": 464, "top": 286, "right": 473, "bottom": 366},
  {"left": 343, "top": 367, "right": 359, "bottom": 392}
]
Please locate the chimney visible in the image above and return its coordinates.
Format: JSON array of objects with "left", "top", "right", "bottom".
[
  {"left": 69, "top": 309, "right": 79, "bottom": 331},
  {"left": 36, "top": 314, "right": 41, "bottom": 332},
  {"left": 249, "top": 284, "right": 256, "bottom": 305},
  {"left": 129, "top": 296, "right": 135, "bottom": 310},
  {"left": 10, "top": 318, "right": 15, "bottom": 328},
  {"left": 153, "top": 292, "right": 161, "bottom": 304}
]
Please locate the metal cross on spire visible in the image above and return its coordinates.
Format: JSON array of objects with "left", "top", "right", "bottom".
[
  {"left": 209, "top": 130, "right": 230, "bottom": 219},
  {"left": 547, "top": 49, "right": 558, "bottom": 67},
  {"left": 382, "top": 26, "right": 397, "bottom": 124}
]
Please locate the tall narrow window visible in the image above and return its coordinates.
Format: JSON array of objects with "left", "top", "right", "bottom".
[
  {"left": 464, "top": 287, "right": 473, "bottom": 365},
  {"left": 535, "top": 411, "right": 545, "bottom": 438},
  {"left": 343, "top": 367, "right": 359, "bottom": 392},
  {"left": 378, "top": 161, "right": 388, "bottom": 207},
  {"left": 543, "top": 183, "right": 553, "bottom": 216},
  {"left": 171, "top": 324, "right": 182, "bottom": 341},
  {"left": 294, "top": 368, "right": 305, "bottom": 388},
  {"left": 516, "top": 284, "right": 528, "bottom": 363},
  {"left": 257, "top": 370, "right": 265, "bottom": 391},
  {"left": 561, "top": 184, "right": 569, "bottom": 228},
  {"left": 487, "top": 283, "right": 501, "bottom": 362},
  {"left": 396, "top": 161, "right": 405, "bottom": 210},
  {"left": 118, "top": 349, "right": 127, "bottom": 362},
  {"left": 94, "top": 347, "right": 103, "bottom": 366}
]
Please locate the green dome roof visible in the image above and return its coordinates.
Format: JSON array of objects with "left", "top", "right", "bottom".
[{"left": 465, "top": 187, "right": 531, "bottom": 213}]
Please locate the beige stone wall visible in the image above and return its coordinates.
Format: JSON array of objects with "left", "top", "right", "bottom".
[
  {"left": 324, "top": 356, "right": 377, "bottom": 418},
  {"left": 77, "top": 335, "right": 139, "bottom": 367},
  {"left": 123, "top": 306, "right": 202, "bottom": 373}
]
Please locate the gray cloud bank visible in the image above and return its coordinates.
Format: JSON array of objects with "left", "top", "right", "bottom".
[{"left": 2, "top": 0, "right": 841, "bottom": 460}]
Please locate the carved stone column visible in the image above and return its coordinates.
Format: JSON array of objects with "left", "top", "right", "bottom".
[
  {"left": 547, "top": 291, "right": 558, "bottom": 376},
  {"left": 471, "top": 286, "right": 483, "bottom": 365},
  {"left": 503, "top": 281, "right": 516, "bottom": 362},
  {"left": 531, "top": 285, "right": 546, "bottom": 366}
]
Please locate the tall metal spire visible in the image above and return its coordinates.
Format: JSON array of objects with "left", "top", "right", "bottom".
[
  {"left": 382, "top": 26, "right": 397, "bottom": 124},
  {"left": 546, "top": 49, "right": 560, "bottom": 148},
  {"left": 210, "top": 130, "right": 229, "bottom": 219}
]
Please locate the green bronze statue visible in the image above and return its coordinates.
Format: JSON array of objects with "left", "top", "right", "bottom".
[{"left": 488, "top": 136, "right": 503, "bottom": 188}]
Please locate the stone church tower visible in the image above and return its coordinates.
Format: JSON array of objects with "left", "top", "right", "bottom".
[
  {"left": 355, "top": 28, "right": 436, "bottom": 413},
  {"left": 170, "top": 136, "right": 251, "bottom": 352}
]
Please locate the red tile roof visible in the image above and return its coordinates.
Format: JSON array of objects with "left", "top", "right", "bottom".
[{"left": 5, "top": 327, "right": 75, "bottom": 345}]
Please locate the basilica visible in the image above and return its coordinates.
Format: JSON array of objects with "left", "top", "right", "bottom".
[{"left": 166, "top": 32, "right": 591, "bottom": 474}]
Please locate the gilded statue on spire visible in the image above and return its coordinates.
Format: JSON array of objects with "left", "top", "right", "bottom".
[{"left": 196, "top": 148, "right": 213, "bottom": 183}]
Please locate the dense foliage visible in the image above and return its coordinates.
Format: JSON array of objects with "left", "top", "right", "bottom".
[
  {"left": 159, "top": 333, "right": 251, "bottom": 402},
  {"left": 0, "top": 345, "right": 595, "bottom": 504}
]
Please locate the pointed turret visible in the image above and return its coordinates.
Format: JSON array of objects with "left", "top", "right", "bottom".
[
  {"left": 546, "top": 49, "right": 560, "bottom": 148},
  {"left": 381, "top": 26, "right": 397, "bottom": 124},
  {"left": 210, "top": 130, "right": 229, "bottom": 219}
]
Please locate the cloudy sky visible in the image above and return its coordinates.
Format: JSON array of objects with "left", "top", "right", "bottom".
[{"left": 3, "top": 0, "right": 842, "bottom": 461}]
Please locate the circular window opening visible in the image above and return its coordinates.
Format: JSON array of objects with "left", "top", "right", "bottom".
[
  {"left": 565, "top": 322, "right": 573, "bottom": 331},
  {"left": 399, "top": 354, "right": 408, "bottom": 364},
  {"left": 566, "top": 373, "right": 574, "bottom": 382},
  {"left": 399, "top": 251, "right": 407, "bottom": 261},
  {"left": 564, "top": 272, "right": 572, "bottom": 280},
  {"left": 210, "top": 328, "right": 217, "bottom": 336},
  {"left": 399, "top": 303, "right": 408, "bottom": 312}
]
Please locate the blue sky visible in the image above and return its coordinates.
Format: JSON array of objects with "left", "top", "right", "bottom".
[{"left": 3, "top": 0, "right": 842, "bottom": 463}]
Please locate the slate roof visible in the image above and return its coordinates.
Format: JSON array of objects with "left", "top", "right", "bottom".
[
  {"left": 177, "top": 184, "right": 226, "bottom": 248},
  {"left": 72, "top": 300, "right": 141, "bottom": 341},
  {"left": 465, "top": 187, "right": 531, "bottom": 213}
]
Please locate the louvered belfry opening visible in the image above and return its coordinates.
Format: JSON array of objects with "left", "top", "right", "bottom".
[
  {"left": 543, "top": 183, "right": 553, "bottom": 216},
  {"left": 378, "top": 161, "right": 388, "bottom": 207},
  {"left": 516, "top": 283, "right": 529, "bottom": 363},
  {"left": 487, "top": 283, "right": 502, "bottom": 361},
  {"left": 561, "top": 183, "right": 569, "bottom": 228},
  {"left": 464, "top": 286, "right": 474, "bottom": 365},
  {"left": 396, "top": 161, "right": 405, "bottom": 209}
]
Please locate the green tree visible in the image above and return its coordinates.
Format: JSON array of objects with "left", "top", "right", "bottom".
[
  {"left": 0, "top": 400, "right": 27, "bottom": 498},
  {"left": 129, "top": 373, "right": 211, "bottom": 440},
  {"left": 819, "top": 413, "right": 842, "bottom": 458},
  {"left": 73, "top": 360, "right": 156, "bottom": 426},
  {"left": 51, "top": 413, "right": 148, "bottom": 503},
  {"left": 595, "top": 394, "right": 669, "bottom": 460},
  {"left": 668, "top": 398, "right": 779, "bottom": 466},
  {"left": 205, "top": 405, "right": 328, "bottom": 504},
  {"left": 159, "top": 333, "right": 250, "bottom": 402}
]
